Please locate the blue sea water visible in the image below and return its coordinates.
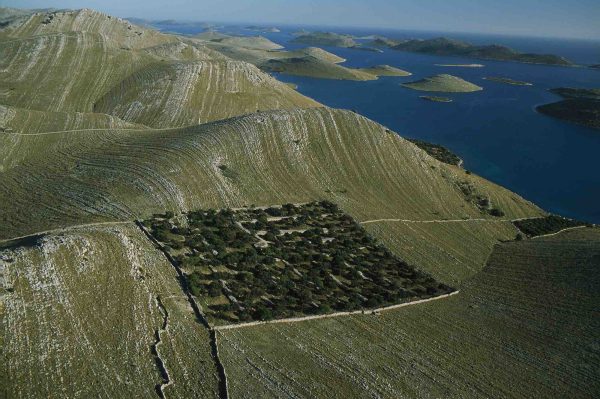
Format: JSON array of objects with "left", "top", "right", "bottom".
[{"left": 156, "top": 22, "right": 600, "bottom": 223}]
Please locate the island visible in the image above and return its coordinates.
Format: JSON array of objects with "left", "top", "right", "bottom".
[
  {"left": 198, "top": 33, "right": 410, "bottom": 81},
  {"left": 291, "top": 31, "right": 357, "bottom": 47},
  {"left": 369, "top": 36, "right": 573, "bottom": 66},
  {"left": 402, "top": 74, "right": 483, "bottom": 92},
  {"left": 483, "top": 77, "right": 533, "bottom": 86},
  {"left": 435, "top": 63, "right": 485, "bottom": 68},
  {"left": 208, "top": 35, "right": 283, "bottom": 50},
  {"left": 420, "top": 95, "right": 453, "bottom": 103},
  {"left": 245, "top": 25, "right": 280, "bottom": 33},
  {"left": 358, "top": 64, "right": 412, "bottom": 77},
  {"left": 537, "top": 88, "right": 600, "bottom": 129},
  {"left": 349, "top": 45, "right": 384, "bottom": 53},
  {"left": 368, "top": 36, "right": 402, "bottom": 47}
]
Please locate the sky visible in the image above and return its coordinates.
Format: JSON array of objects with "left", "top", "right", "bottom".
[{"left": 2, "top": 0, "right": 600, "bottom": 40}]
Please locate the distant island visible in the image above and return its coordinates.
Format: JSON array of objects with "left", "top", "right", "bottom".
[
  {"left": 292, "top": 31, "right": 357, "bottom": 47},
  {"left": 197, "top": 32, "right": 410, "bottom": 81},
  {"left": 369, "top": 36, "right": 402, "bottom": 47},
  {"left": 392, "top": 38, "right": 572, "bottom": 66},
  {"left": 537, "top": 88, "right": 600, "bottom": 129},
  {"left": 483, "top": 77, "right": 533, "bottom": 86},
  {"left": 402, "top": 74, "right": 483, "bottom": 92},
  {"left": 420, "top": 95, "right": 453, "bottom": 103},
  {"left": 245, "top": 25, "right": 280, "bottom": 33}
]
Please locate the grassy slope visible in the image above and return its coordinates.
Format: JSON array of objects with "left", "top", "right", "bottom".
[
  {"left": 0, "top": 223, "right": 219, "bottom": 398},
  {"left": 219, "top": 228, "right": 600, "bottom": 398},
  {"left": 364, "top": 220, "right": 518, "bottom": 284},
  {"left": 0, "top": 108, "right": 542, "bottom": 243},
  {"left": 94, "top": 60, "right": 319, "bottom": 128}
]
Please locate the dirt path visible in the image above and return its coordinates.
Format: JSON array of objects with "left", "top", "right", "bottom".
[
  {"left": 213, "top": 291, "right": 460, "bottom": 331},
  {"left": 360, "top": 218, "right": 509, "bottom": 225},
  {"left": 531, "top": 225, "right": 589, "bottom": 240}
]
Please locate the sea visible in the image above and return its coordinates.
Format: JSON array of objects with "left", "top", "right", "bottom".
[{"left": 153, "top": 22, "right": 600, "bottom": 223}]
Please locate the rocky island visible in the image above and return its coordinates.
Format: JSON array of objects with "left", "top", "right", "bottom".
[{"left": 402, "top": 74, "right": 483, "bottom": 92}]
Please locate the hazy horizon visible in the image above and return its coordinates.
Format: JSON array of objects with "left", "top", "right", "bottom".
[{"left": 3, "top": 0, "right": 600, "bottom": 40}]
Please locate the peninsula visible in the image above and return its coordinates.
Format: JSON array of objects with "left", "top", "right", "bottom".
[{"left": 537, "top": 88, "right": 600, "bottom": 129}]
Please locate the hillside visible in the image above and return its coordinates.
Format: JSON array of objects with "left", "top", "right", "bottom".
[
  {"left": 402, "top": 74, "right": 483, "bottom": 92},
  {"left": 1, "top": 224, "right": 221, "bottom": 398},
  {"left": 220, "top": 228, "right": 600, "bottom": 398},
  {"left": 94, "top": 60, "right": 319, "bottom": 128},
  {"left": 0, "top": 107, "right": 542, "bottom": 241},
  {"left": 2, "top": 7, "right": 596, "bottom": 399}
]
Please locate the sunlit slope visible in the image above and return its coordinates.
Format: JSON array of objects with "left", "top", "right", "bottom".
[
  {"left": 0, "top": 107, "right": 542, "bottom": 242},
  {"left": 142, "top": 39, "right": 228, "bottom": 61},
  {"left": 3, "top": 8, "right": 175, "bottom": 50},
  {"left": 94, "top": 60, "right": 320, "bottom": 128},
  {"left": 0, "top": 224, "right": 220, "bottom": 398},
  {"left": 220, "top": 227, "right": 600, "bottom": 398},
  {"left": 364, "top": 220, "right": 518, "bottom": 284},
  {"left": 0, "top": 31, "right": 159, "bottom": 112}
]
